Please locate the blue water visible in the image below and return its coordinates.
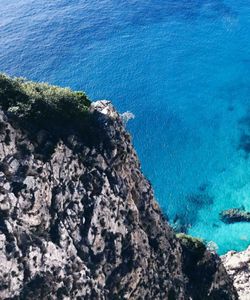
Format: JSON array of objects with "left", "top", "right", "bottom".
[{"left": 2, "top": 0, "right": 250, "bottom": 254}]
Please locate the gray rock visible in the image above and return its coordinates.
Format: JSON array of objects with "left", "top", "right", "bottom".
[
  {"left": 220, "top": 208, "right": 250, "bottom": 224},
  {"left": 222, "top": 246, "right": 250, "bottom": 299},
  {"left": 0, "top": 101, "right": 237, "bottom": 299}
]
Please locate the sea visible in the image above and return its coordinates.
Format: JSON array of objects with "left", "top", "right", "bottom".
[{"left": 1, "top": 0, "right": 250, "bottom": 254}]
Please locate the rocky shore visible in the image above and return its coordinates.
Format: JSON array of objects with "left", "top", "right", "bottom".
[{"left": 222, "top": 247, "right": 250, "bottom": 300}]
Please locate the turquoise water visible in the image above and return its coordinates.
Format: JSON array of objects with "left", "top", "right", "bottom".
[{"left": 2, "top": 0, "right": 250, "bottom": 254}]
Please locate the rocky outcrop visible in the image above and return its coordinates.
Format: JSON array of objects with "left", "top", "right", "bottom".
[
  {"left": 178, "top": 233, "right": 237, "bottom": 299},
  {"left": 220, "top": 208, "right": 250, "bottom": 224},
  {"left": 0, "top": 91, "right": 238, "bottom": 299},
  {"left": 222, "top": 247, "right": 250, "bottom": 300}
]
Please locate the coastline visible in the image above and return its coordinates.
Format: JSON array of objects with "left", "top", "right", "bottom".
[{"left": 222, "top": 246, "right": 250, "bottom": 299}]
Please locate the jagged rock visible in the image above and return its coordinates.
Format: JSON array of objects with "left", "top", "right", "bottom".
[
  {"left": 0, "top": 93, "right": 238, "bottom": 299},
  {"left": 222, "top": 246, "right": 250, "bottom": 300},
  {"left": 220, "top": 208, "right": 250, "bottom": 224}
]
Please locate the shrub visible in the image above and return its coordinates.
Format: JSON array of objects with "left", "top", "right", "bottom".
[
  {"left": 0, "top": 73, "right": 91, "bottom": 127},
  {"left": 176, "top": 233, "right": 206, "bottom": 257}
]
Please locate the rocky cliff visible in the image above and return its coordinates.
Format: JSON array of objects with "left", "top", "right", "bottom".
[
  {"left": 222, "top": 246, "right": 250, "bottom": 300},
  {"left": 0, "top": 75, "right": 238, "bottom": 299}
]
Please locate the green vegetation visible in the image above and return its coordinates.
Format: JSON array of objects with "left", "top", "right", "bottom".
[
  {"left": 176, "top": 233, "right": 206, "bottom": 256},
  {"left": 0, "top": 73, "right": 91, "bottom": 126}
]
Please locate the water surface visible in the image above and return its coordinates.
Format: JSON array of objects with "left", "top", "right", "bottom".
[{"left": 2, "top": 0, "right": 250, "bottom": 254}]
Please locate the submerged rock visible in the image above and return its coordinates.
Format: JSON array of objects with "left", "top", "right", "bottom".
[
  {"left": 220, "top": 208, "right": 250, "bottom": 224},
  {"left": 238, "top": 133, "right": 250, "bottom": 156},
  {"left": 172, "top": 214, "right": 191, "bottom": 233},
  {"left": 187, "top": 193, "right": 213, "bottom": 207}
]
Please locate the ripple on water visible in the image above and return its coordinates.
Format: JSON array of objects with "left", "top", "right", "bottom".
[{"left": 1, "top": 0, "right": 250, "bottom": 254}]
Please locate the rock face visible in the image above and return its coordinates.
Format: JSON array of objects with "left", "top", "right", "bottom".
[
  {"left": 222, "top": 247, "right": 250, "bottom": 300},
  {"left": 0, "top": 99, "right": 237, "bottom": 299}
]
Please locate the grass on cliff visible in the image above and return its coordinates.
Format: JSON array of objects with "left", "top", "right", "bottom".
[{"left": 0, "top": 73, "right": 91, "bottom": 128}]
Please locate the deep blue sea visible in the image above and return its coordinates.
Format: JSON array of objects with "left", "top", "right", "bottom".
[{"left": 2, "top": 0, "right": 250, "bottom": 254}]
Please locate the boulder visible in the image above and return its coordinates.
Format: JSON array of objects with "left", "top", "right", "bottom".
[{"left": 220, "top": 208, "right": 250, "bottom": 224}]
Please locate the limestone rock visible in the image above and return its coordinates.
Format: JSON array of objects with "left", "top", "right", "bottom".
[
  {"left": 0, "top": 100, "right": 237, "bottom": 299},
  {"left": 222, "top": 246, "right": 250, "bottom": 299}
]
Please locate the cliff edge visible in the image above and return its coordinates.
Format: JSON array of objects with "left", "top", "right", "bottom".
[
  {"left": 222, "top": 246, "right": 250, "bottom": 300},
  {"left": 0, "top": 75, "right": 238, "bottom": 299}
]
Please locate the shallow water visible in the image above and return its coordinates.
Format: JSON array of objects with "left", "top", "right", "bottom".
[{"left": 2, "top": 0, "right": 250, "bottom": 254}]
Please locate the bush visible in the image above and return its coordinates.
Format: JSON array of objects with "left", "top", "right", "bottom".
[
  {"left": 0, "top": 73, "right": 91, "bottom": 127},
  {"left": 176, "top": 233, "right": 206, "bottom": 257}
]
